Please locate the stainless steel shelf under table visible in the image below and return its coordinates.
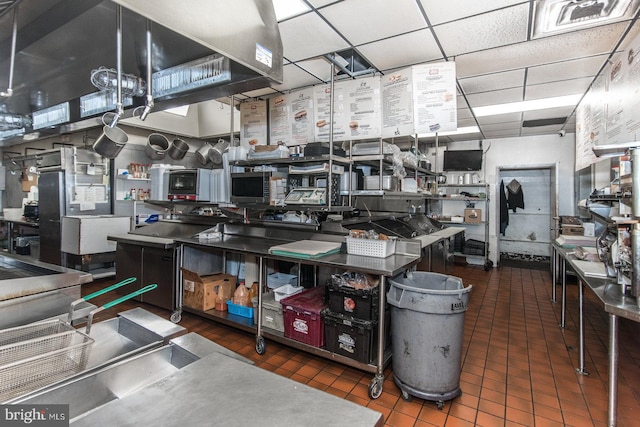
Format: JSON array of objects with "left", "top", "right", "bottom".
[{"left": 176, "top": 228, "right": 421, "bottom": 399}]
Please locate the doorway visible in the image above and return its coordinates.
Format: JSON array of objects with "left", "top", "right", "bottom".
[{"left": 497, "top": 164, "right": 558, "bottom": 269}]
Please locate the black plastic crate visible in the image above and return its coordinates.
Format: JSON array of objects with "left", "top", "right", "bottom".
[
  {"left": 326, "top": 280, "right": 379, "bottom": 321},
  {"left": 323, "top": 311, "right": 383, "bottom": 364}
]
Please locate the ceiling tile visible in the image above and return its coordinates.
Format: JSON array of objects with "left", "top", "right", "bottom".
[
  {"left": 483, "top": 129, "right": 522, "bottom": 138},
  {"left": 527, "top": 55, "right": 608, "bottom": 85},
  {"left": 419, "top": 0, "right": 526, "bottom": 25},
  {"left": 467, "top": 87, "right": 523, "bottom": 108},
  {"left": 619, "top": 20, "right": 640, "bottom": 50},
  {"left": 320, "top": 0, "right": 427, "bottom": 46},
  {"left": 357, "top": 29, "right": 443, "bottom": 71},
  {"left": 457, "top": 117, "right": 478, "bottom": 128},
  {"left": 272, "top": 63, "right": 326, "bottom": 91},
  {"left": 525, "top": 77, "right": 592, "bottom": 100},
  {"left": 454, "top": 22, "right": 630, "bottom": 78},
  {"left": 240, "top": 87, "right": 280, "bottom": 99},
  {"left": 459, "top": 69, "right": 525, "bottom": 94},
  {"left": 432, "top": 4, "right": 530, "bottom": 57},
  {"left": 521, "top": 125, "right": 562, "bottom": 135},
  {"left": 476, "top": 112, "right": 523, "bottom": 125},
  {"left": 522, "top": 106, "right": 574, "bottom": 121},
  {"left": 457, "top": 108, "right": 474, "bottom": 120},
  {"left": 307, "top": 0, "right": 341, "bottom": 8},
  {"left": 294, "top": 57, "right": 334, "bottom": 82},
  {"left": 278, "top": 12, "right": 349, "bottom": 61},
  {"left": 482, "top": 121, "right": 522, "bottom": 131}
]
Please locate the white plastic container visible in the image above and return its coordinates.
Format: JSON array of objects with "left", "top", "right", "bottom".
[{"left": 274, "top": 284, "right": 304, "bottom": 302}]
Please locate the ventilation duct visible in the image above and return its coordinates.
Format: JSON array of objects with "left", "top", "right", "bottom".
[{"left": 0, "top": 0, "right": 283, "bottom": 146}]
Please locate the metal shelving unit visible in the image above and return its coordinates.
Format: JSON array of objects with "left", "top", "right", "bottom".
[{"left": 426, "top": 183, "right": 491, "bottom": 270}]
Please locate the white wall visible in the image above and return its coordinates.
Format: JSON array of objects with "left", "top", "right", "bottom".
[{"left": 435, "top": 133, "right": 576, "bottom": 265}]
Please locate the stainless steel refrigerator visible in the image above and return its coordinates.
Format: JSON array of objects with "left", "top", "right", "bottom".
[{"left": 38, "top": 147, "right": 111, "bottom": 265}]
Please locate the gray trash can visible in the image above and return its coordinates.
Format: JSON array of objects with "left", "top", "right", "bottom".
[{"left": 388, "top": 271, "right": 472, "bottom": 407}]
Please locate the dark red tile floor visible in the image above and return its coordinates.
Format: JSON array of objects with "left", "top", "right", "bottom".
[{"left": 83, "top": 264, "right": 640, "bottom": 426}]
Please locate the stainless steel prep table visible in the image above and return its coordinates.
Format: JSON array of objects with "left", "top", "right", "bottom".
[
  {"left": 175, "top": 223, "right": 422, "bottom": 399},
  {"left": 0, "top": 217, "right": 39, "bottom": 254},
  {"left": 108, "top": 219, "right": 219, "bottom": 316},
  {"left": 552, "top": 242, "right": 640, "bottom": 427}
]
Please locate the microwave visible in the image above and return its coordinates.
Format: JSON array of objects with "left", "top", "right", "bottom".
[
  {"left": 168, "top": 169, "right": 212, "bottom": 201},
  {"left": 231, "top": 171, "right": 287, "bottom": 204}
]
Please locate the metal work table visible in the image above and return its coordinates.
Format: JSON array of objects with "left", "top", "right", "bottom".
[
  {"left": 552, "top": 242, "right": 640, "bottom": 427},
  {"left": 175, "top": 223, "right": 422, "bottom": 399},
  {"left": 0, "top": 217, "right": 39, "bottom": 254},
  {"left": 0, "top": 252, "right": 94, "bottom": 327}
]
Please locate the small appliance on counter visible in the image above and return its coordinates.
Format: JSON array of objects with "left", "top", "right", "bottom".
[{"left": 23, "top": 202, "right": 39, "bottom": 222}]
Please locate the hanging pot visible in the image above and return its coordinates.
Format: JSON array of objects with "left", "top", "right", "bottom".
[
  {"left": 168, "top": 138, "right": 189, "bottom": 160},
  {"left": 146, "top": 133, "right": 169, "bottom": 160},
  {"left": 93, "top": 125, "right": 128, "bottom": 159},
  {"left": 195, "top": 142, "right": 212, "bottom": 165},
  {"left": 208, "top": 139, "right": 229, "bottom": 165}
]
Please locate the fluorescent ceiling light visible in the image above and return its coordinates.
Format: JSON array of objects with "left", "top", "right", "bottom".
[
  {"left": 164, "top": 105, "right": 190, "bottom": 116},
  {"left": 273, "top": 0, "right": 310, "bottom": 21},
  {"left": 419, "top": 126, "right": 480, "bottom": 137},
  {"left": 473, "top": 94, "right": 581, "bottom": 117}
]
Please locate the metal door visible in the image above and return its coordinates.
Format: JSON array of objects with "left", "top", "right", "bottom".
[{"left": 38, "top": 171, "right": 64, "bottom": 265}]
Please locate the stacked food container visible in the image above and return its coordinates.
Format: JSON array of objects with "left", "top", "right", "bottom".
[{"left": 321, "top": 272, "right": 386, "bottom": 363}]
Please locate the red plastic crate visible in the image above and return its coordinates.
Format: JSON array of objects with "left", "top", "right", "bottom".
[{"left": 281, "top": 286, "right": 327, "bottom": 347}]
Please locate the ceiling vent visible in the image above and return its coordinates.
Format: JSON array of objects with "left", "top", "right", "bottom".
[
  {"left": 325, "top": 48, "right": 377, "bottom": 78},
  {"left": 522, "top": 117, "right": 568, "bottom": 127},
  {"left": 531, "top": 0, "right": 640, "bottom": 38}
]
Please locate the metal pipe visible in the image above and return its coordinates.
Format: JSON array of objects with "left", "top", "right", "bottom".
[
  {"left": 112, "top": 5, "right": 124, "bottom": 127},
  {"left": 575, "top": 279, "right": 589, "bottom": 375},
  {"left": 230, "top": 95, "right": 235, "bottom": 145},
  {"left": 328, "top": 60, "right": 335, "bottom": 208},
  {"left": 608, "top": 313, "right": 618, "bottom": 427},
  {"left": 632, "top": 148, "right": 640, "bottom": 216},
  {"left": 139, "top": 19, "right": 154, "bottom": 121},
  {"left": 0, "top": 7, "right": 17, "bottom": 97}
]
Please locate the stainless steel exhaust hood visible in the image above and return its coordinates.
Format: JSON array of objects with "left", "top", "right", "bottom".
[{"left": 0, "top": 0, "right": 283, "bottom": 146}]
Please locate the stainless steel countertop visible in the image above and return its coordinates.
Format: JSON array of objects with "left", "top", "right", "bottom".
[
  {"left": 107, "top": 233, "right": 177, "bottom": 249},
  {"left": 178, "top": 234, "right": 421, "bottom": 277},
  {"left": 555, "top": 244, "right": 640, "bottom": 323},
  {"left": 70, "top": 350, "right": 383, "bottom": 427},
  {"left": 0, "top": 252, "right": 93, "bottom": 302}
]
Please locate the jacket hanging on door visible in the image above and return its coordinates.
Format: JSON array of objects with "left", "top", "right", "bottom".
[
  {"left": 506, "top": 179, "right": 524, "bottom": 212},
  {"left": 500, "top": 180, "right": 509, "bottom": 235}
]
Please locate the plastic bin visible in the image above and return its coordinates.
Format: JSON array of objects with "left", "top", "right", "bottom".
[
  {"left": 252, "top": 292, "right": 285, "bottom": 332},
  {"left": 388, "top": 271, "right": 472, "bottom": 406},
  {"left": 326, "top": 279, "right": 379, "bottom": 321},
  {"left": 267, "top": 272, "right": 297, "bottom": 289},
  {"left": 226, "top": 300, "right": 254, "bottom": 319},
  {"left": 274, "top": 284, "right": 304, "bottom": 302},
  {"left": 281, "top": 286, "right": 327, "bottom": 347}
]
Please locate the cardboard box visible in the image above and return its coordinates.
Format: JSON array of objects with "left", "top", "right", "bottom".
[
  {"left": 464, "top": 208, "right": 482, "bottom": 224},
  {"left": 182, "top": 268, "right": 236, "bottom": 311}
]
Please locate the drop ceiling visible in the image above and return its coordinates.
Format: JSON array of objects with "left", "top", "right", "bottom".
[
  {"left": 239, "top": 0, "right": 640, "bottom": 143},
  {"left": 0, "top": 0, "right": 639, "bottom": 146}
]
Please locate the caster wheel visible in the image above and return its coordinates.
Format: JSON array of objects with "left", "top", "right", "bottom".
[
  {"left": 401, "top": 390, "right": 412, "bottom": 402},
  {"left": 368, "top": 379, "right": 383, "bottom": 399},
  {"left": 170, "top": 312, "right": 181, "bottom": 323},
  {"left": 437, "top": 400, "right": 445, "bottom": 410},
  {"left": 255, "top": 336, "right": 266, "bottom": 355}
]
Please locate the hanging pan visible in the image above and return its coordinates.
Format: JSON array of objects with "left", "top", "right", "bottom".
[
  {"left": 146, "top": 133, "right": 169, "bottom": 160},
  {"left": 168, "top": 138, "right": 189, "bottom": 160}
]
